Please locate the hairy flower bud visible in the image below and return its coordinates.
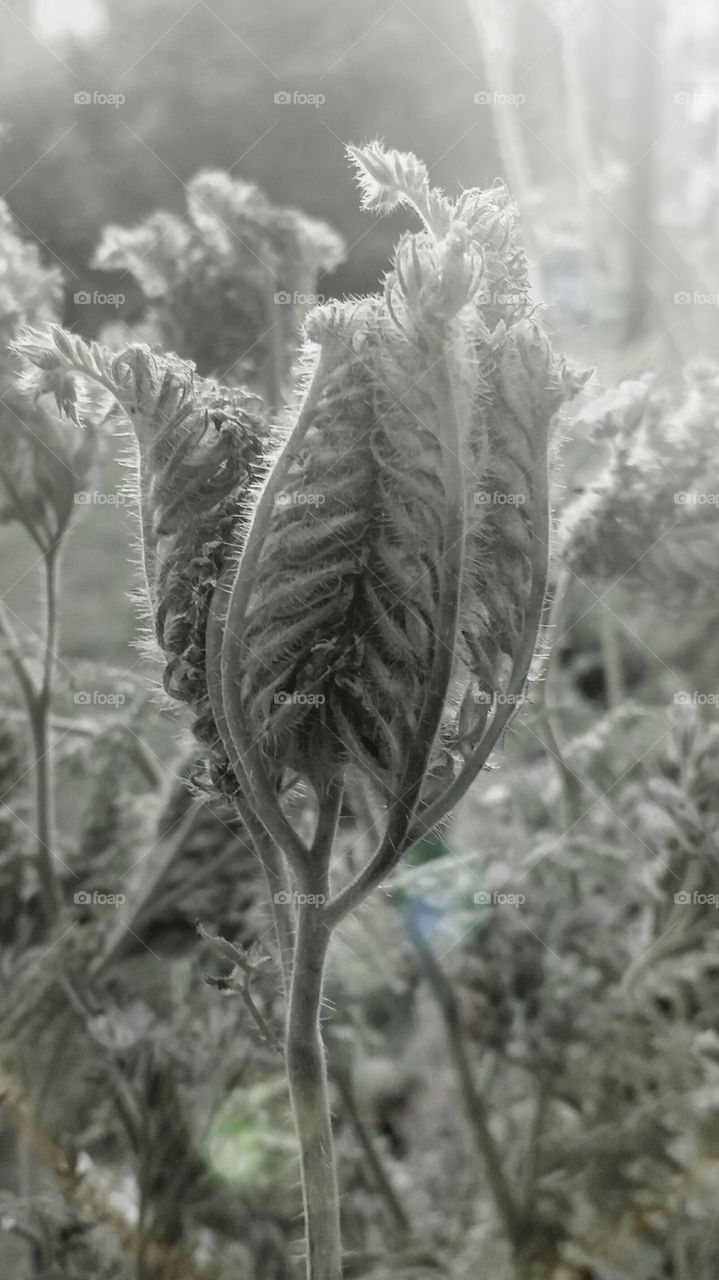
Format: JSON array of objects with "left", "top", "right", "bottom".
[
  {"left": 109, "top": 347, "right": 270, "bottom": 796},
  {"left": 0, "top": 393, "right": 97, "bottom": 548},
  {"left": 229, "top": 199, "right": 482, "bottom": 795},
  {"left": 13, "top": 329, "right": 270, "bottom": 798}
]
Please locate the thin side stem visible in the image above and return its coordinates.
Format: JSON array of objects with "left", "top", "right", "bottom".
[
  {"left": 535, "top": 572, "right": 584, "bottom": 828},
  {"left": 332, "top": 1066, "right": 411, "bottom": 1237},
  {"left": 34, "top": 549, "right": 62, "bottom": 921},
  {"left": 258, "top": 843, "right": 294, "bottom": 1001},
  {"left": 405, "top": 909, "right": 522, "bottom": 1249},
  {"left": 0, "top": 549, "right": 63, "bottom": 924},
  {"left": 522, "top": 1076, "right": 550, "bottom": 1218},
  {"left": 599, "top": 606, "right": 623, "bottom": 709}
]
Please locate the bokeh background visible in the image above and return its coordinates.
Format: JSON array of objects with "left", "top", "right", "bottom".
[
  {"left": 2, "top": 0, "right": 718, "bottom": 661},
  {"left": 5, "top": 7, "right": 719, "bottom": 1279}
]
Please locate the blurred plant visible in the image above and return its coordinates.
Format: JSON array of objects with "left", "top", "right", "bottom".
[
  {"left": 389, "top": 701, "right": 719, "bottom": 1279},
  {"left": 92, "top": 171, "right": 345, "bottom": 405},
  {"left": 560, "top": 365, "right": 719, "bottom": 604},
  {"left": 0, "top": 201, "right": 100, "bottom": 925}
]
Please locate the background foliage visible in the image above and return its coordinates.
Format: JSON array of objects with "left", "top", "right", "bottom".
[{"left": 2, "top": 2, "right": 719, "bottom": 1278}]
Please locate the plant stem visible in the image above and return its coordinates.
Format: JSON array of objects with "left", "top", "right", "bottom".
[
  {"left": 0, "top": 549, "right": 62, "bottom": 924},
  {"left": 30, "top": 548, "right": 62, "bottom": 923},
  {"left": 405, "top": 909, "right": 521, "bottom": 1250},
  {"left": 286, "top": 870, "right": 341, "bottom": 1280},
  {"left": 522, "top": 1076, "right": 550, "bottom": 1219},
  {"left": 532, "top": 571, "right": 584, "bottom": 830},
  {"left": 332, "top": 1066, "right": 410, "bottom": 1237},
  {"left": 599, "top": 606, "right": 622, "bottom": 709}
]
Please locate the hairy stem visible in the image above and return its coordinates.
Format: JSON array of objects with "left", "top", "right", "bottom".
[
  {"left": 286, "top": 869, "right": 341, "bottom": 1280},
  {"left": 536, "top": 573, "right": 584, "bottom": 829}
]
